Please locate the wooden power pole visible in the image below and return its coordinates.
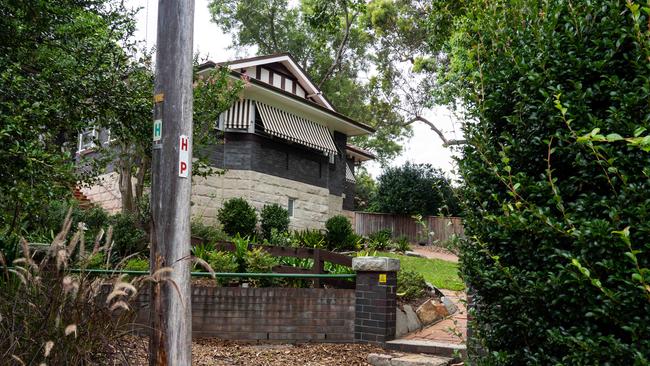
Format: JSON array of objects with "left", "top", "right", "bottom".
[{"left": 150, "top": 1, "right": 195, "bottom": 365}]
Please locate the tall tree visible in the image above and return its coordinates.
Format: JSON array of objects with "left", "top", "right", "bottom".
[
  {"left": 208, "top": 0, "right": 409, "bottom": 164},
  {"left": 0, "top": 0, "right": 141, "bottom": 234}
]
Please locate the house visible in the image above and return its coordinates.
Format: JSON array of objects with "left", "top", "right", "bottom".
[{"left": 79, "top": 53, "right": 375, "bottom": 230}]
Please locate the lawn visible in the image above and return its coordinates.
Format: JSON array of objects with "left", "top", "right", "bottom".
[{"left": 372, "top": 252, "right": 465, "bottom": 291}]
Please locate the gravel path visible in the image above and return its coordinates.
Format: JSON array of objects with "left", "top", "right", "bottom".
[{"left": 112, "top": 337, "right": 386, "bottom": 365}]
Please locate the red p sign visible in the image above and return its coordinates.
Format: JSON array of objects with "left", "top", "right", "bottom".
[{"left": 178, "top": 135, "right": 190, "bottom": 178}]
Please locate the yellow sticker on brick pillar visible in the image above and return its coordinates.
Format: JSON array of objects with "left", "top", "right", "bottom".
[{"left": 379, "top": 273, "right": 387, "bottom": 283}]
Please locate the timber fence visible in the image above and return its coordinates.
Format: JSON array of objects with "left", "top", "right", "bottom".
[{"left": 354, "top": 212, "right": 464, "bottom": 245}]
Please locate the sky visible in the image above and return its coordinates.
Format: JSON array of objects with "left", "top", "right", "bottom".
[{"left": 126, "top": 0, "right": 464, "bottom": 180}]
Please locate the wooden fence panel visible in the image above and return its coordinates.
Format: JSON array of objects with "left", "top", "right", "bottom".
[{"left": 354, "top": 212, "right": 464, "bottom": 245}]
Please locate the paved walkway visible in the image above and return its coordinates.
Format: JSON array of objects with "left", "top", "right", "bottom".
[
  {"left": 402, "top": 290, "right": 467, "bottom": 345},
  {"left": 409, "top": 246, "right": 459, "bottom": 263}
]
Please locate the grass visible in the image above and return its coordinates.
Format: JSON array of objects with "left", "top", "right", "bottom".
[{"left": 371, "top": 252, "right": 465, "bottom": 291}]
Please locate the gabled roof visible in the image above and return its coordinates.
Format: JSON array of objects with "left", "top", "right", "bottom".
[{"left": 199, "top": 53, "right": 333, "bottom": 110}]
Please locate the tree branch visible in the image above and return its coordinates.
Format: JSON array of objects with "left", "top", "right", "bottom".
[
  {"left": 317, "top": 3, "right": 356, "bottom": 88},
  {"left": 405, "top": 116, "right": 467, "bottom": 147}
]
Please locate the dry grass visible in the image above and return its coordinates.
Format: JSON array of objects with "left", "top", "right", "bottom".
[{"left": 0, "top": 208, "right": 173, "bottom": 365}]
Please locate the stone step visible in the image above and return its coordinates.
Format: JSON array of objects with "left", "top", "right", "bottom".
[
  {"left": 385, "top": 339, "right": 466, "bottom": 359},
  {"left": 368, "top": 352, "right": 453, "bottom": 366}
]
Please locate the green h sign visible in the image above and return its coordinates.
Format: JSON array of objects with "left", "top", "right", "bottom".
[{"left": 153, "top": 119, "right": 162, "bottom": 141}]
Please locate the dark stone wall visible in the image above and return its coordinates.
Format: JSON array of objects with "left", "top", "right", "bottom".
[
  {"left": 206, "top": 132, "right": 344, "bottom": 194},
  {"left": 328, "top": 131, "right": 347, "bottom": 196}
]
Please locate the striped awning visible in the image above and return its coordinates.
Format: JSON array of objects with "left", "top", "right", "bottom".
[
  {"left": 345, "top": 163, "right": 356, "bottom": 183},
  {"left": 220, "top": 99, "right": 253, "bottom": 130},
  {"left": 256, "top": 101, "right": 338, "bottom": 156}
]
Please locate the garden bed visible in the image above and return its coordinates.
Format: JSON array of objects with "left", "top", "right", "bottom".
[{"left": 108, "top": 336, "right": 385, "bottom": 366}]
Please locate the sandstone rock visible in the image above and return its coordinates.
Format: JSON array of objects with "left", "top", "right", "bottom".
[
  {"left": 396, "top": 308, "right": 409, "bottom": 337},
  {"left": 352, "top": 257, "right": 400, "bottom": 272},
  {"left": 367, "top": 353, "right": 394, "bottom": 366},
  {"left": 416, "top": 299, "right": 444, "bottom": 325},
  {"left": 390, "top": 354, "right": 452, "bottom": 366},
  {"left": 442, "top": 296, "right": 458, "bottom": 315},
  {"left": 403, "top": 305, "right": 422, "bottom": 333},
  {"left": 405, "top": 251, "right": 425, "bottom": 258}
]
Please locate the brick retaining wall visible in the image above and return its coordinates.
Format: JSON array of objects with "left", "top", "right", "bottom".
[{"left": 134, "top": 286, "right": 355, "bottom": 342}]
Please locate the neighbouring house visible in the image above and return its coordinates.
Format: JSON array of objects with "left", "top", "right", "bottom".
[{"left": 79, "top": 53, "right": 375, "bottom": 230}]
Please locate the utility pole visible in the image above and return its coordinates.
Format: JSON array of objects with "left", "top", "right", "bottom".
[{"left": 150, "top": 1, "right": 194, "bottom": 365}]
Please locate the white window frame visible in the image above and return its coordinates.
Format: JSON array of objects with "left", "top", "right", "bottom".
[
  {"left": 287, "top": 197, "right": 295, "bottom": 217},
  {"left": 78, "top": 127, "right": 97, "bottom": 153}
]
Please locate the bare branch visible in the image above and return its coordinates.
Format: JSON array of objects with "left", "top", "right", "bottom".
[
  {"left": 405, "top": 116, "right": 467, "bottom": 147},
  {"left": 317, "top": 4, "right": 357, "bottom": 88}
]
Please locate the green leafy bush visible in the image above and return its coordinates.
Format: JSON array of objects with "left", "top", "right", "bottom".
[
  {"left": 206, "top": 251, "right": 238, "bottom": 273},
  {"left": 123, "top": 257, "right": 149, "bottom": 272},
  {"left": 292, "top": 229, "right": 326, "bottom": 249},
  {"left": 245, "top": 247, "right": 279, "bottom": 287},
  {"left": 260, "top": 203, "right": 290, "bottom": 240},
  {"left": 444, "top": 1, "right": 650, "bottom": 363},
  {"left": 217, "top": 197, "right": 257, "bottom": 237},
  {"left": 325, "top": 215, "right": 356, "bottom": 251},
  {"left": 110, "top": 213, "right": 147, "bottom": 259},
  {"left": 397, "top": 269, "right": 427, "bottom": 301},
  {"left": 191, "top": 220, "right": 229, "bottom": 243},
  {"left": 393, "top": 236, "right": 410, "bottom": 253},
  {"left": 368, "top": 228, "right": 393, "bottom": 251},
  {"left": 83, "top": 252, "right": 106, "bottom": 269}
]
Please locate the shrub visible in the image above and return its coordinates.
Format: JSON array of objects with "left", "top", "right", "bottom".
[
  {"left": 217, "top": 197, "right": 257, "bottom": 237},
  {"left": 325, "top": 215, "right": 355, "bottom": 251},
  {"left": 393, "top": 236, "right": 411, "bottom": 253},
  {"left": 260, "top": 203, "right": 290, "bottom": 240},
  {"left": 207, "top": 251, "right": 239, "bottom": 273},
  {"left": 292, "top": 229, "right": 326, "bottom": 249},
  {"left": 446, "top": 1, "right": 650, "bottom": 363},
  {"left": 110, "top": 213, "right": 147, "bottom": 259},
  {"left": 191, "top": 220, "right": 229, "bottom": 243},
  {"left": 397, "top": 269, "right": 427, "bottom": 301},
  {"left": 0, "top": 213, "right": 140, "bottom": 364},
  {"left": 245, "top": 247, "right": 279, "bottom": 287},
  {"left": 83, "top": 252, "right": 107, "bottom": 269},
  {"left": 368, "top": 228, "right": 393, "bottom": 251},
  {"left": 123, "top": 257, "right": 149, "bottom": 272}
]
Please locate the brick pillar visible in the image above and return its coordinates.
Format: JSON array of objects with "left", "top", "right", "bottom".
[{"left": 353, "top": 256, "right": 400, "bottom": 344}]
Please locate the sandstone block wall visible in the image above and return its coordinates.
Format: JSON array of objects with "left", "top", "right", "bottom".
[{"left": 85, "top": 170, "right": 343, "bottom": 230}]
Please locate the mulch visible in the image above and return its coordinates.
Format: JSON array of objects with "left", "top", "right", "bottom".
[{"left": 110, "top": 336, "right": 386, "bottom": 366}]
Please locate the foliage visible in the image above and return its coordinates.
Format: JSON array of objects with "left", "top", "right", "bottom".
[
  {"left": 353, "top": 166, "right": 377, "bottom": 211},
  {"left": 325, "top": 215, "right": 356, "bottom": 251},
  {"left": 191, "top": 220, "right": 229, "bottom": 243},
  {"left": 0, "top": 213, "right": 140, "bottom": 365},
  {"left": 445, "top": 0, "right": 650, "bottom": 363},
  {"left": 231, "top": 234, "right": 252, "bottom": 272},
  {"left": 393, "top": 236, "right": 411, "bottom": 253},
  {"left": 217, "top": 197, "right": 258, "bottom": 237},
  {"left": 368, "top": 228, "right": 393, "bottom": 251},
  {"left": 123, "top": 257, "right": 149, "bottom": 272},
  {"left": 206, "top": 251, "right": 239, "bottom": 273},
  {"left": 245, "top": 247, "right": 280, "bottom": 287},
  {"left": 292, "top": 229, "right": 326, "bottom": 249},
  {"left": 0, "top": 0, "right": 144, "bottom": 234},
  {"left": 373, "top": 162, "right": 460, "bottom": 216},
  {"left": 397, "top": 269, "right": 427, "bottom": 301},
  {"left": 374, "top": 252, "right": 464, "bottom": 291},
  {"left": 260, "top": 204, "right": 290, "bottom": 240},
  {"left": 192, "top": 66, "right": 245, "bottom": 178},
  {"left": 191, "top": 242, "right": 214, "bottom": 270},
  {"left": 83, "top": 252, "right": 107, "bottom": 270},
  {"left": 207, "top": 0, "right": 410, "bottom": 164},
  {"left": 109, "top": 213, "right": 147, "bottom": 259}
]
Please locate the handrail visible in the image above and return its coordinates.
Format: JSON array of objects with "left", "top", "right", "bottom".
[{"left": 2, "top": 267, "right": 356, "bottom": 279}]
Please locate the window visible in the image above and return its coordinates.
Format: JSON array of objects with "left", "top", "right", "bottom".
[
  {"left": 78, "top": 127, "right": 97, "bottom": 153},
  {"left": 287, "top": 197, "right": 295, "bottom": 217}
]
